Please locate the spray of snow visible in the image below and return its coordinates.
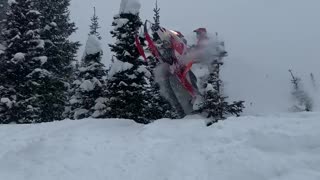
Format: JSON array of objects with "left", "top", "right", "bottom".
[
  {"left": 183, "top": 33, "right": 226, "bottom": 65},
  {"left": 152, "top": 31, "right": 226, "bottom": 106},
  {"left": 119, "top": 0, "right": 141, "bottom": 14}
]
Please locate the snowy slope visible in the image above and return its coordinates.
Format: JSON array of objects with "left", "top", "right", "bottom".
[{"left": 1, "top": 114, "right": 320, "bottom": 180}]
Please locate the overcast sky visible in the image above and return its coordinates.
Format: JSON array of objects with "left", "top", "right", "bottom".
[{"left": 70, "top": 0, "right": 320, "bottom": 114}]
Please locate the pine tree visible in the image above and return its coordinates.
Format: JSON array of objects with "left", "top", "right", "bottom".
[
  {"left": 0, "top": 0, "right": 66, "bottom": 123},
  {"left": 33, "top": 0, "right": 80, "bottom": 120},
  {"left": 151, "top": 0, "right": 161, "bottom": 42},
  {"left": 106, "top": 10, "right": 157, "bottom": 124},
  {"left": 289, "top": 70, "right": 313, "bottom": 112},
  {"left": 0, "top": 0, "right": 9, "bottom": 121},
  {"left": 310, "top": 73, "right": 318, "bottom": 91},
  {"left": 151, "top": 0, "right": 160, "bottom": 31},
  {"left": 34, "top": 0, "right": 79, "bottom": 77},
  {"left": 89, "top": 7, "right": 102, "bottom": 40},
  {"left": 141, "top": 77, "right": 179, "bottom": 120},
  {"left": 0, "top": 86, "right": 17, "bottom": 124},
  {"left": 0, "top": 0, "right": 7, "bottom": 44},
  {"left": 69, "top": 11, "right": 107, "bottom": 119},
  {"left": 197, "top": 44, "right": 244, "bottom": 126}
]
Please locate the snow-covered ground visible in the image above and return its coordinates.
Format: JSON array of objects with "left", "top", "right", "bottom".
[{"left": 1, "top": 113, "right": 320, "bottom": 180}]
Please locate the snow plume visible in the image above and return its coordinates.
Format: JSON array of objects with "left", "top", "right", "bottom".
[
  {"left": 153, "top": 64, "right": 172, "bottom": 100},
  {"left": 119, "top": 0, "right": 141, "bottom": 14},
  {"left": 150, "top": 32, "right": 228, "bottom": 110},
  {"left": 184, "top": 33, "right": 227, "bottom": 66}
]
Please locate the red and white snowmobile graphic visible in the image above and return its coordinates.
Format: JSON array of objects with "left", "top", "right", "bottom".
[{"left": 135, "top": 20, "right": 197, "bottom": 98}]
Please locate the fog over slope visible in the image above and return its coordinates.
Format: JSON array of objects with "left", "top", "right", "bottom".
[{"left": 70, "top": 0, "right": 320, "bottom": 114}]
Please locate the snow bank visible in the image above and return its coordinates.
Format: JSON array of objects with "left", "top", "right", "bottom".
[
  {"left": 0, "top": 113, "right": 320, "bottom": 180},
  {"left": 119, "top": 0, "right": 141, "bottom": 14}
]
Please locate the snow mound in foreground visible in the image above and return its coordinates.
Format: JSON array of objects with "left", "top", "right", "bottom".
[{"left": 0, "top": 113, "right": 320, "bottom": 180}]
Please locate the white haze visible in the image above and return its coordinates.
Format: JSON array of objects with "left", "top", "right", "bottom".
[{"left": 70, "top": 0, "right": 320, "bottom": 115}]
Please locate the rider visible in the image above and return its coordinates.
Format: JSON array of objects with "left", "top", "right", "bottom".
[{"left": 193, "top": 28, "right": 208, "bottom": 47}]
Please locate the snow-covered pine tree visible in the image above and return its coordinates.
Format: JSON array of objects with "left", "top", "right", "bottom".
[
  {"left": 0, "top": 42, "right": 4, "bottom": 59},
  {"left": 197, "top": 44, "right": 244, "bottom": 126},
  {"left": 0, "top": 0, "right": 8, "bottom": 122},
  {"left": 33, "top": 0, "right": 80, "bottom": 119},
  {"left": 289, "top": 70, "right": 313, "bottom": 112},
  {"left": 34, "top": 0, "right": 79, "bottom": 78},
  {"left": 0, "top": 0, "right": 66, "bottom": 123},
  {"left": 69, "top": 9, "right": 107, "bottom": 120},
  {"left": 0, "top": 0, "right": 7, "bottom": 44},
  {"left": 106, "top": 4, "right": 158, "bottom": 123},
  {"left": 0, "top": 86, "right": 17, "bottom": 124},
  {"left": 89, "top": 7, "right": 102, "bottom": 40}
]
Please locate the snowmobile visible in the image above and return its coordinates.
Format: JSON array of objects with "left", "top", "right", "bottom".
[{"left": 135, "top": 21, "right": 200, "bottom": 116}]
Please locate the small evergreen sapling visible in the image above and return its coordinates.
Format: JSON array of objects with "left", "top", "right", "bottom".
[
  {"left": 197, "top": 60, "right": 244, "bottom": 126},
  {"left": 289, "top": 70, "right": 313, "bottom": 112},
  {"left": 310, "top": 73, "right": 318, "bottom": 91},
  {"left": 89, "top": 7, "right": 102, "bottom": 40},
  {"left": 151, "top": 0, "right": 160, "bottom": 41}
]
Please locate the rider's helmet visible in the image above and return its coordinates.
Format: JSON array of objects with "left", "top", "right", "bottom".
[{"left": 193, "top": 28, "right": 208, "bottom": 44}]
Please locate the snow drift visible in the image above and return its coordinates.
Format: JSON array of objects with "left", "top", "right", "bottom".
[{"left": 0, "top": 113, "right": 320, "bottom": 180}]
